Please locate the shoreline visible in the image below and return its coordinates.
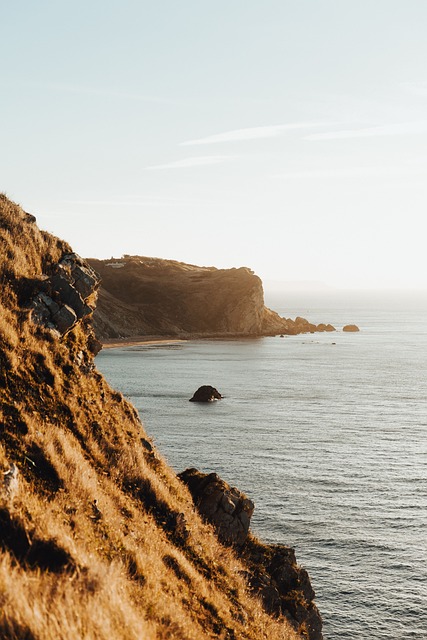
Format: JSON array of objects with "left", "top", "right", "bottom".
[
  {"left": 100, "top": 332, "right": 275, "bottom": 350},
  {"left": 101, "top": 336, "right": 188, "bottom": 349}
]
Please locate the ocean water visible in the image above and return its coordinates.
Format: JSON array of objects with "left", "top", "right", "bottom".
[{"left": 96, "top": 291, "right": 427, "bottom": 640}]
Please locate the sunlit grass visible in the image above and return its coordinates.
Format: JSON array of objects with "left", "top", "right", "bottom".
[{"left": 0, "top": 194, "right": 301, "bottom": 639}]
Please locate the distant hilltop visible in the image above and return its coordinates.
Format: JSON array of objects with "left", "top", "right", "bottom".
[{"left": 87, "top": 255, "right": 335, "bottom": 341}]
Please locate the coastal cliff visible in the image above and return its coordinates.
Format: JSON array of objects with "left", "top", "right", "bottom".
[
  {"left": 87, "top": 256, "right": 334, "bottom": 341},
  {"left": 0, "top": 195, "right": 321, "bottom": 639}
]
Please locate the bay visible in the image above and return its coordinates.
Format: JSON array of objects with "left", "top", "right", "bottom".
[{"left": 96, "top": 290, "right": 427, "bottom": 639}]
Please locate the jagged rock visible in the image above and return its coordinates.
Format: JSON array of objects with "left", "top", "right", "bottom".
[
  {"left": 343, "top": 324, "right": 360, "bottom": 332},
  {"left": 178, "top": 468, "right": 254, "bottom": 546},
  {"left": 243, "top": 540, "right": 323, "bottom": 640},
  {"left": 281, "top": 316, "right": 335, "bottom": 336},
  {"left": 60, "top": 254, "right": 99, "bottom": 299},
  {"left": 189, "top": 386, "right": 222, "bottom": 402},
  {"left": 52, "top": 304, "right": 78, "bottom": 335},
  {"left": 30, "top": 254, "right": 100, "bottom": 337},
  {"left": 50, "top": 273, "right": 92, "bottom": 319},
  {"left": 181, "top": 467, "right": 323, "bottom": 640}
]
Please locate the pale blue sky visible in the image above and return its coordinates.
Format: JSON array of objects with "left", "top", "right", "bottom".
[{"left": 2, "top": 1, "right": 427, "bottom": 289}]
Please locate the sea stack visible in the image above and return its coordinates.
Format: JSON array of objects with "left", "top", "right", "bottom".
[{"left": 189, "top": 385, "right": 222, "bottom": 402}]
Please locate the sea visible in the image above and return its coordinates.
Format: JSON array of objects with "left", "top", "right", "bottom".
[{"left": 96, "top": 290, "right": 427, "bottom": 640}]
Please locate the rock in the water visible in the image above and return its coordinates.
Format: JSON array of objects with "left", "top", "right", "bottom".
[
  {"left": 178, "top": 468, "right": 254, "bottom": 546},
  {"left": 343, "top": 324, "right": 360, "bottom": 332},
  {"left": 316, "top": 323, "right": 336, "bottom": 332},
  {"left": 189, "top": 385, "right": 222, "bottom": 402}
]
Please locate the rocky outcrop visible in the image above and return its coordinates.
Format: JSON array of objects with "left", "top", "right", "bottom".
[
  {"left": 1, "top": 194, "right": 314, "bottom": 640},
  {"left": 343, "top": 324, "right": 360, "bottom": 332},
  {"left": 178, "top": 469, "right": 254, "bottom": 545},
  {"left": 87, "top": 256, "right": 335, "bottom": 341},
  {"left": 31, "top": 253, "right": 100, "bottom": 337},
  {"left": 242, "top": 538, "right": 323, "bottom": 640},
  {"left": 179, "top": 468, "right": 322, "bottom": 640},
  {"left": 189, "top": 386, "right": 222, "bottom": 402}
]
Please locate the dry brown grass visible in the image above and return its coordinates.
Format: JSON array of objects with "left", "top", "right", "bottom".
[{"left": 0, "top": 195, "right": 302, "bottom": 639}]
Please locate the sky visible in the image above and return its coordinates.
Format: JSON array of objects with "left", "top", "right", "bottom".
[{"left": 1, "top": 1, "right": 427, "bottom": 290}]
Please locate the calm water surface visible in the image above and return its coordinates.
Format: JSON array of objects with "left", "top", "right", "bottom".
[{"left": 97, "top": 291, "right": 427, "bottom": 639}]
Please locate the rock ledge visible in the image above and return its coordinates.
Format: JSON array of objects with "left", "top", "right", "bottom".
[{"left": 179, "top": 467, "right": 323, "bottom": 640}]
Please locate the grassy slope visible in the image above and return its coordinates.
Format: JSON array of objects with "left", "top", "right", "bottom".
[{"left": 0, "top": 195, "right": 301, "bottom": 640}]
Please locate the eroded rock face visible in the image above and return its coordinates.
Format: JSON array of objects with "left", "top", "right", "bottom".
[
  {"left": 87, "top": 256, "right": 335, "bottom": 340},
  {"left": 189, "top": 386, "right": 222, "bottom": 402},
  {"left": 178, "top": 468, "right": 254, "bottom": 546},
  {"left": 31, "top": 254, "right": 100, "bottom": 337},
  {"left": 180, "top": 467, "right": 323, "bottom": 640},
  {"left": 243, "top": 538, "right": 323, "bottom": 640}
]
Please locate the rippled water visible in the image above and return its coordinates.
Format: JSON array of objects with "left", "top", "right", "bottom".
[{"left": 96, "top": 291, "right": 427, "bottom": 639}]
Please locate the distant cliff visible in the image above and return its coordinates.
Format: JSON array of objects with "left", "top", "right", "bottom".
[
  {"left": 87, "top": 256, "right": 334, "bottom": 340},
  {"left": 0, "top": 194, "right": 322, "bottom": 639}
]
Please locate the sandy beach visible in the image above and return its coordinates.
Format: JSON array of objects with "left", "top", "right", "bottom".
[{"left": 101, "top": 336, "right": 187, "bottom": 349}]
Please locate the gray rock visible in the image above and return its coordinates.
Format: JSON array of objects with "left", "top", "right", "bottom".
[
  {"left": 178, "top": 468, "right": 254, "bottom": 546},
  {"left": 72, "top": 264, "right": 99, "bottom": 299},
  {"left": 30, "top": 253, "right": 100, "bottom": 337},
  {"left": 52, "top": 304, "right": 78, "bottom": 334},
  {"left": 50, "top": 273, "right": 91, "bottom": 319}
]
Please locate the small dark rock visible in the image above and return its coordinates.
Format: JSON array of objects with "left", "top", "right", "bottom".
[{"left": 189, "top": 385, "right": 222, "bottom": 402}]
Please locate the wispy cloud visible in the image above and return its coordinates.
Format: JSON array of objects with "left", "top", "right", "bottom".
[
  {"left": 145, "top": 156, "right": 233, "bottom": 170},
  {"left": 272, "top": 165, "right": 427, "bottom": 180},
  {"left": 180, "top": 122, "right": 327, "bottom": 146},
  {"left": 305, "top": 120, "right": 427, "bottom": 141}
]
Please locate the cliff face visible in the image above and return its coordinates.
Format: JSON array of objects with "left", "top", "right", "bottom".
[
  {"left": 0, "top": 195, "right": 321, "bottom": 639},
  {"left": 87, "top": 257, "right": 266, "bottom": 339},
  {"left": 87, "top": 257, "right": 334, "bottom": 341}
]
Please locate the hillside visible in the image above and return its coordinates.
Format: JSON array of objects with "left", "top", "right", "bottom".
[
  {"left": 0, "top": 194, "right": 322, "bottom": 639},
  {"left": 87, "top": 257, "right": 335, "bottom": 341}
]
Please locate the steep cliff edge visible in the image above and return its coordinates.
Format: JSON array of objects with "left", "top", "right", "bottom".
[
  {"left": 0, "top": 195, "right": 321, "bottom": 640},
  {"left": 87, "top": 257, "right": 334, "bottom": 341}
]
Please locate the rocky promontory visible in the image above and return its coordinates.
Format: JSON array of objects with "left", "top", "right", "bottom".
[
  {"left": 87, "top": 256, "right": 335, "bottom": 341},
  {"left": 0, "top": 194, "right": 320, "bottom": 639}
]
